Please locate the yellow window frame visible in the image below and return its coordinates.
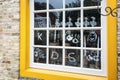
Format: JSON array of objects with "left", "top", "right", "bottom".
[{"left": 20, "top": 0, "right": 117, "bottom": 80}]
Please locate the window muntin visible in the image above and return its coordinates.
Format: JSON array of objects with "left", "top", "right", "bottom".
[{"left": 30, "top": 0, "right": 106, "bottom": 76}]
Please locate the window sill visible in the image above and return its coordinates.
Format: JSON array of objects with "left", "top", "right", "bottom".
[{"left": 20, "top": 68, "right": 107, "bottom": 80}]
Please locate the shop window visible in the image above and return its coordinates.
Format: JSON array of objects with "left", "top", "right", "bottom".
[{"left": 20, "top": 0, "right": 117, "bottom": 79}]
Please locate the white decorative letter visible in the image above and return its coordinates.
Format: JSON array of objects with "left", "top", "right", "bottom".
[
  {"left": 51, "top": 51, "right": 59, "bottom": 60},
  {"left": 68, "top": 52, "right": 76, "bottom": 62},
  {"left": 37, "top": 32, "right": 42, "bottom": 40}
]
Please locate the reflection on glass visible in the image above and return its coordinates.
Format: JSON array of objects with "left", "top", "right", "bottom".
[
  {"left": 84, "top": 0, "right": 100, "bottom": 7},
  {"left": 49, "top": 0, "right": 63, "bottom": 9},
  {"left": 49, "top": 11, "right": 63, "bottom": 28},
  {"left": 49, "top": 30, "right": 62, "bottom": 46},
  {"left": 84, "top": 9, "right": 101, "bottom": 27},
  {"left": 65, "top": 30, "right": 81, "bottom": 47},
  {"left": 34, "top": 47, "right": 46, "bottom": 63},
  {"left": 65, "top": 10, "right": 81, "bottom": 27},
  {"left": 65, "top": 49, "right": 80, "bottom": 67},
  {"left": 34, "top": 13, "right": 47, "bottom": 28},
  {"left": 83, "top": 30, "right": 101, "bottom": 48},
  {"left": 34, "top": 0, "right": 47, "bottom": 10},
  {"left": 65, "top": 0, "right": 80, "bottom": 8},
  {"left": 34, "top": 30, "right": 47, "bottom": 45},
  {"left": 83, "top": 50, "right": 101, "bottom": 69},
  {"left": 49, "top": 48, "right": 62, "bottom": 65}
]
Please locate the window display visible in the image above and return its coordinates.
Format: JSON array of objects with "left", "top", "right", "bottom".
[{"left": 30, "top": 0, "right": 106, "bottom": 76}]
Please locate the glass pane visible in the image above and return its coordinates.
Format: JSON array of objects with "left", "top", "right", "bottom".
[
  {"left": 84, "top": 0, "right": 100, "bottom": 7},
  {"left": 83, "top": 30, "right": 101, "bottom": 48},
  {"left": 83, "top": 50, "right": 101, "bottom": 69},
  {"left": 49, "top": 0, "right": 63, "bottom": 9},
  {"left": 49, "top": 48, "right": 63, "bottom": 65},
  {"left": 65, "top": 10, "right": 81, "bottom": 27},
  {"left": 65, "top": 0, "right": 81, "bottom": 8},
  {"left": 65, "top": 49, "right": 80, "bottom": 67},
  {"left": 34, "top": 30, "right": 47, "bottom": 45},
  {"left": 84, "top": 9, "right": 101, "bottom": 27},
  {"left": 34, "top": 47, "right": 46, "bottom": 63},
  {"left": 34, "top": 0, "right": 47, "bottom": 10},
  {"left": 34, "top": 13, "right": 47, "bottom": 28},
  {"left": 49, "top": 11, "right": 63, "bottom": 28},
  {"left": 65, "top": 30, "right": 81, "bottom": 47},
  {"left": 49, "top": 30, "right": 63, "bottom": 46}
]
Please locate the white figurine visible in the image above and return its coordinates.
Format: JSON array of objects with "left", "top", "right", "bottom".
[
  {"left": 90, "top": 16, "right": 97, "bottom": 27},
  {"left": 66, "top": 17, "right": 73, "bottom": 27},
  {"left": 84, "top": 17, "right": 89, "bottom": 27},
  {"left": 75, "top": 17, "right": 81, "bottom": 27}
]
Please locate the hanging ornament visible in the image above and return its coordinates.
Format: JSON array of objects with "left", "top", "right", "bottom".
[
  {"left": 84, "top": 17, "right": 89, "bottom": 27},
  {"left": 75, "top": 17, "right": 81, "bottom": 27},
  {"left": 90, "top": 16, "right": 97, "bottom": 27},
  {"left": 66, "top": 17, "right": 73, "bottom": 27}
]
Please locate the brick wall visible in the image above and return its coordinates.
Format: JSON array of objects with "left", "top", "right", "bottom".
[
  {"left": 0, "top": 0, "right": 20, "bottom": 79},
  {"left": 0, "top": 0, "right": 119, "bottom": 80},
  {"left": 0, "top": 0, "right": 37, "bottom": 79}
]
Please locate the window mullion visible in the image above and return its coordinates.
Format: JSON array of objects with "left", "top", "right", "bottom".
[
  {"left": 80, "top": 0, "right": 84, "bottom": 68},
  {"left": 63, "top": 0, "right": 65, "bottom": 66},
  {"left": 30, "top": 0, "right": 35, "bottom": 66},
  {"left": 46, "top": 0, "right": 49, "bottom": 64}
]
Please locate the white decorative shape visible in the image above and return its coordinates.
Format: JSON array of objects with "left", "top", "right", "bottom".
[
  {"left": 75, "top": 17, "right": 81, "bottom": 27},
  {"left": 66, "top": 35, "right": 73, "bottom": 41},
  {"left": 90, "top": 16, "right": 97, "bottom": 27},
  {"left": 87, "top": 51, "right": 99, "bottom": 62},
  {"left": 72, "top": 38, "right": 79, "bottom": 44},
  {"left": 87, "top": 54, "right": 93, "bottom": 61},
  {"left": 72, "top": 34, "right": 79, "bottom": 44},
  {"left": 66, "top": 17, "right": 73, "bottom": 27},
  {"left": 84, "top": 17, "right": 89, "bottom": 27}
]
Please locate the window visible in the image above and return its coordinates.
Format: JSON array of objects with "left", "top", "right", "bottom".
[
  {"left": 30, "top": 0, "right": 106, "bottom": 76},
  {"left": 20, "top": 0, "right": 117, "bottom": 79}
]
